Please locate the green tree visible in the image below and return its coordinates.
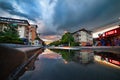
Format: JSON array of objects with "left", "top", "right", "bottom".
[
  {"left": 0, "top": 24, "right": 23, "bottom": 44},
  {"left": 49, "top": 32, "right": 80, "bottom": 47},
  {"left": 61, "top": 32, "right": 74, "bottom": 46}
]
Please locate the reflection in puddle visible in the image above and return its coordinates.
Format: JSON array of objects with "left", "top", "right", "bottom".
[
  {"left": 51, "top": 49, "right": 95, "bottom": 65},
  {"left": 19, "top": 49, "right": 120, "bottom": 80},
  {"left": 51, "top": 49, "right": 120, "bottom": 67},
  {"left": 73, "top": 50, "right": 94, "bottom": 64},
  {"left": 94, "top": 51, "right": 120, "bottom": 68},
  {"left": 38, "top": 49, "right": 62, "bottom": 59}
]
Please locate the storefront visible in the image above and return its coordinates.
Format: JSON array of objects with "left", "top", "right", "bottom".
[{"left": 98, "top": 27, "right": 120, "bottom": 46}]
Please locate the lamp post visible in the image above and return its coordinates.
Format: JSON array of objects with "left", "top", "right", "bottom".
[{"left": 68, "top": 34, "right": 70, "bottom": 47}]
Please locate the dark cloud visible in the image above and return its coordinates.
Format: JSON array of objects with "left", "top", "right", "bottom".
[
  {"left": 0, "top": 0, "right": 41, "bottom": 21},
  {"left": 0, "top": 1, "right": 14, "bottom": 11},
  {"left": 54, "top": 0, "right": 120, "bottom": 32},
  {"left": 0, "top": 0, "right": 120, "bottom": 40},
  {"left": 41, "top": 30, "right": 57, "bottom": 36}
]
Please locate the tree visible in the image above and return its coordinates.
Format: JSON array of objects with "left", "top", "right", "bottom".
[
  {"left": 61, "top": 32, "right": 74, "bottom": 46},
  {"left": 0, "top": 24, "right": 23, "bottom": 44},
  {"left": 49, "top": 32, "right": 80, "bottom": 47}
]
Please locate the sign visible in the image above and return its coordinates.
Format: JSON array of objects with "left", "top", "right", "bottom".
[
  {"left": 103, "top": 27, "right": 120, "bottom": 37},
  {"left": 105, "top": 30, "right": 117, "bottom": 36}
]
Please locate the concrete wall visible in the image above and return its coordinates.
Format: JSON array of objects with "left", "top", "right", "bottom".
[
  {"left": 0, "top": 45, "right": 42, "bottom": 80},
  {"left": 0, "top": 45, "right": 25, "bottom": 80}
]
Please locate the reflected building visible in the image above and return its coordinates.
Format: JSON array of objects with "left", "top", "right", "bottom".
[
  {"left": 94, "top": 51, "right": 120, "bottom": 66},
  {"left": 74, "top": 50, "right": 94, "bottom": 64}
]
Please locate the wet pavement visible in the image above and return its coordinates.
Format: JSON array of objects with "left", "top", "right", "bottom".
[{"left": 19, "top": 49, "right": 120, "bottom": 80}]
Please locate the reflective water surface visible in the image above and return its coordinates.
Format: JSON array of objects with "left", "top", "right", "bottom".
[{"left": 19, "top": 49, "right": 120, "bottom": 80}]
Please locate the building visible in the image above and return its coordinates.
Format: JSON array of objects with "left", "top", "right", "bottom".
[
  {"left": 29, "top": 25, "right": 45, "bottom": 46},
  {"left": 72, "top": 28, "right": 93, "bottom": 46},
  {"left": 98, "top": 27, "right": 120, "bottom": 46},
  {"left": 29, "top": 25, "right": 38, "bottom": 45},
  {"left": 93, "top": 21, "right": 120, "bottom": 38},
  {"left": 0, "top": 17, "right": 30, "bottom": 44},
  {"left": 93, "top": 22, "right": 120, "bottom": 46}
]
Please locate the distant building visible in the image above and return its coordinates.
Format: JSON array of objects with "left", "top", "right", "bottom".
[
  {"left": 29, "top": 25, "right": 38, "bottom": 45},
  {"left": 72, "top": 28, "right": 93, "bottom": 46},
  {"left": 28, "top": 25, "right": 44, "bottom": 46},
  {"left": 0, "top": 17, "right": 30, "bottom": 44}
]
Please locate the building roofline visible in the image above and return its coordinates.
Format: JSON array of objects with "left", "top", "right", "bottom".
[
  {"left": 72, "top": 28, "right": 92, "bottom": 34},
  {"left": 92, "top": 20, "right": 120, "bottom": 33},
  {"left": 0, "top": 17, "right": 30, "bottom": 26}
]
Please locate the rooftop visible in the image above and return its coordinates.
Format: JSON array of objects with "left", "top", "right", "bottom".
[
  {"left": 0, "top": 17, "right": 30, "bottom": 26},
  {"left": 72, "top": 28, "right": 92, "bottom": 34}
]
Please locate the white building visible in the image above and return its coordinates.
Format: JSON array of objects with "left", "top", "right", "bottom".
[
  {"left": 72, "top": 28, "right": 93, "bottom": 46},
  {"left": 18, "top": 25, "right": 30, "bottom": 39}
]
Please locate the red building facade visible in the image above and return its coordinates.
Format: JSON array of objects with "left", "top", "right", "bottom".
[{"left": 98, "top": 27, "right": 120, "bottom": 46}]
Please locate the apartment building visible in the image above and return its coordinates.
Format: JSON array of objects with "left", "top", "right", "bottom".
[
  {"left": 72, "top": 28, "right": 93, "bottom": 46},
  {"left": 0, "top": 17, "right": 30, "bottom": 44}
]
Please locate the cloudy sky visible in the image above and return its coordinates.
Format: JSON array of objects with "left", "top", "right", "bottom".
[{"left": 0, "top": 0, "right": 120, "bottom": 41}]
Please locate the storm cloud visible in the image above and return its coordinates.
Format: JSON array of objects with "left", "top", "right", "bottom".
[
  {"left": 0, "top": 0, "right": 120, "bottom": 40},
  {"left": 54, "top": 0, "right": 120, "bottom": 32}
]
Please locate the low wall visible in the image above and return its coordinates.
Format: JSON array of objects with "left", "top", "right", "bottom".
[{"left": 0, "top": 45, "right": 42, "bottom": 80}]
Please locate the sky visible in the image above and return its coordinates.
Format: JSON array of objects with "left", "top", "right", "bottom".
[{"left": 0, "top": 0, "right": 120, "bottom": 41}]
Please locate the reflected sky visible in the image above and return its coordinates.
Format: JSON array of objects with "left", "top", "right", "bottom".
[{"left": 19, "top": 49, "right": 120, "bottom": 80}]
